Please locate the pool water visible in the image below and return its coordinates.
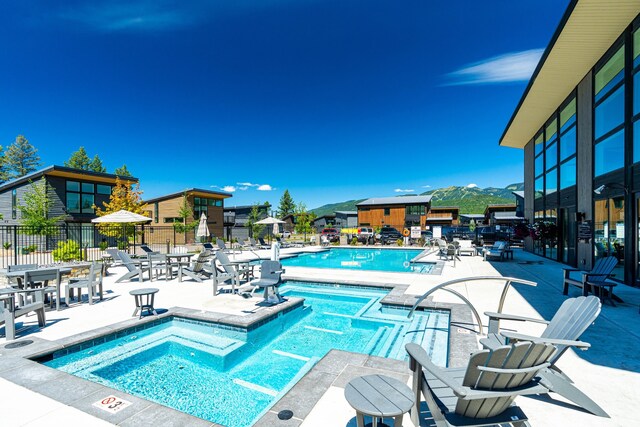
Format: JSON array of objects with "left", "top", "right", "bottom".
[
  {"left": 281, "top": 248, "right": 434, "bottom": 273},
  {"left": 44, "top": 282, "right": 449, "bottom": 427}
]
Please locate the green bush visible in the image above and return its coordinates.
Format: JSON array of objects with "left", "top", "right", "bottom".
[
  {"left": 52, "top": 240, "right": 81, "bottom": 262},
  {"left": 26, "top": 244, "right": 38, "bottom": 252},
  {"left": 3, "top": 242, "right": 12, "bottom": 250},
  {"left": 396, "top": 238, "right": 404, "bottom": 247},
  {"left": 350, "top": 237, "right": 358, "bottom": 246},
  {"left": 98, "top": 241, "right": 109, "bottom": 251},
  {"left": 331, "top": 240, "right": 340, "bottom": 246},
  {"left": 117, "top": 240, "right": 128, "bottom": 250}
]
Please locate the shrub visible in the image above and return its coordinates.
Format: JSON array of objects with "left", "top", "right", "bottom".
[
  {"left": 3, "top": 242, "right": 12, "bottom": 250},
  {"left": 117, "top": 240, "right": 128, "bottom": 250},
  {"left": 350, "top": 237, "right": 358, "bottom": 246},
  {"left": 331, "top": 240, "right": 340, "bottom": 246},
  {"left": 26, "top": 244, "right": 38, "bottom": 252},
  {"left": 98, "top": 240, "right": 109, "bottom": 251},
  {"left": 396, "top": 238, "right": 404, "bottom": 246},
  {"left": 52, "top": 240, "right": 81, "bottom": 262}
]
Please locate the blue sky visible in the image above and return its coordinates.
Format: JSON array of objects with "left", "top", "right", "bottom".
[{"left": 0, "top": 0, "right": 568, "bottom": 209}]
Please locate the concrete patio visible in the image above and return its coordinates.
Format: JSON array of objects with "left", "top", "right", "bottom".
[{"left": 1, "top": 246, "right": 638, "bottom": 426}]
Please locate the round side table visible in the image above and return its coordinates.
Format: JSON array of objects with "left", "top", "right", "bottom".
[
  {"left": 345, "top": 374, "right": 414, "bottom": 427},
  {"left": 129, "top": 288, "right": 159, "bottom": 319}
]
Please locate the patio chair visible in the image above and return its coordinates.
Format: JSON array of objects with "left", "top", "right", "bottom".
[
  {"left": 249, "top": 237, "right": 270, "bottom": 250},
  {"left": 456, "top": 239, "right": 476, "bottom": 256},
  {"left": 406, "top": 341, "right": 555, "bottom": 427},
  {"left": 140, "top": 244, "right": 154, "bottom": 254},
  {"left": 147, "top": 252, "right": 170, "bottom": 281},
  {"left": 7, "top": 263, "right": 38, "bottom": 288},
  {"left": 103, "top": 248, "right": 123, "bottom": 274},
  {"left": 115, "top": 251, "right": 150, "bottom": 283},
  {"left": 1, "top": 287, "right": 46, "bottom": 340},
  {"left": 258, "top": 237, "right": 271, "bottom": 248},
  {"left": 320, "top": 235, "right": 330, "bottom": 246},
  {"left": 217, "top": 238, "right": 242, "bottom": 254},
  {"left": 181, "top": 250, "right": 212, "bottom": 282},
  {"left": 250, "top": 260, "right": 285, "bottom": 303},
  {"left": 480, "top": 295, "right": 608, "bottom": 417},
  {"left": 562, "top": 256, "right": 618, "bottom": 297},
  {"left": 483, "top": 241, "right": 507, "bottom": 261},
  {"left": 65, "top": 262, "right": 103, "bottom": 306},
  {"left": 24, "top": 269, "right": 61, "bottom": 310},
  {"left": 275, "top": 236, "right": 292, "bottom": 248},
  {"left": 211, "top": 251, "right": 248, "bottom": 295}
]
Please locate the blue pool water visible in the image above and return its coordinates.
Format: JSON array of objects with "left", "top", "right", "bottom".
[
  {"left": 281, "top": 248, "right": 434, "bottom": 273},
  {"left": 44, "top": 282, "right": 449, "bottom": 427}
]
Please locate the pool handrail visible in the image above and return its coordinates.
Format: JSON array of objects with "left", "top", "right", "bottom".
[{"left": 407, "top": 276, "right": 537, "bottom": 334}]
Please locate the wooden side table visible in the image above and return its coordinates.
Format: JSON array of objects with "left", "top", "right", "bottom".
[
  {"left": 345, "top": 374, "right": 413, "bottom": 427},
  {"left": 129, "top": 288, "right": 159, "bottom": 318},
  {"left": 586, "top": 280, "right": 618, "bottom": 306}
]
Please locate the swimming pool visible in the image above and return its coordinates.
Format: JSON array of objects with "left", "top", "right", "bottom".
[
  {"left": 281, "top": 248, "right": 435, "bottom": 273},
  {"left": 44, "top": 282, "right": 449, "bottom": 426}
]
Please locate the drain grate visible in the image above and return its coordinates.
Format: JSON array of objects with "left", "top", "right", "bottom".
[
  {"left": 5, "top": 340, "right": 34, "bottom": 349},
  {"left": 278, "top": 410, "right": 294, "bottom": 420}
]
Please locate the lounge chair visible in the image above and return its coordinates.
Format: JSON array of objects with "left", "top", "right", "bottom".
[
  {"left": 275, "top": 236, "right": 292, "bottom": 248},
  {"left": 115, "top": 251, "right": 150, "bottom": 283},
  {"left": 65, "top": 262, "right": 103, "bottom": 306},
  {"left": 140, "top": 244, "right": 154, "bottom": 254},
  {"left": 250, "top": 260, "right": 285, "bottom": 303},
  {"left": 211, "top": 251, "right": 249, "bottom": 295},
  {"left": 249, "top": 237, "right": 270, "bottom": 250},
  {"left": 456, "top": 239, "right": 476, "bottom": 256},
  {"left": 258, "top": 237, "right": 271, "bottom": 248},
  {"left": 1, "top": 286, "right": 46, "bottom": 340},
  {"left": 406, "top": 341, "right": 556, "bottom": 427},
  {"left": 483, "top": 241, "right": 507, "bottom": 261},
  {"left": 217, "top": 238, "right": 242, "bottom": 254},
  {"left": 203, "top": 242, "right": 215, "bottom": 251},
  {"left": 480, "top": 295, "right": 608, "bottom": 417},
  {"left": 320, "top": 235, "right": 330, "bottom": 246},
  {"left": 180, "top": 250, "right": 212, "bottom": 282},
  {"left": 562, "top": 256, "right": 618, "bottom": 297}
]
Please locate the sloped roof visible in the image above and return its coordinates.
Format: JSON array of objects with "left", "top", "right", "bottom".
[{"left": 357, "top": 195, "right": 432, "bottom": 206}]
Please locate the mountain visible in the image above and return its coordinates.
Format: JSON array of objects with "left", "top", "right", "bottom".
[{"left": 310, "top": 183, "right": 523, "bottom": 215}]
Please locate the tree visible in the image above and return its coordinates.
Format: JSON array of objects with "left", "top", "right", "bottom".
[
  {"left": 277, "top": 190, "right": 295, "bottom": 218},
  {"left": 294, "top": 202, "right": 313, "bottom": 240},
  {"left": 90, "top": 155, "right": 106, "bottom": 173},
  {"left": 64, "top": 147, "right": 91, "bottom": 170},
  {"left": 5, "top": 135, "right": 41, "bottom": 179},
  {"left": 114, "top": 164, "right": 132, "bottom": 177},
  {"left": 94, "top": 177, "right": 145, "bottom": 238},
  {"left": 19, "top": 178, "right": 64, "bottom": 235},
  {"left": 0, "top": 144, "right": 8, "bottom": 183},
  {"left": 174, "top": 192, "right": 197, "bottom": 233},
  {"left": 247, "top": 203, "right": 265, "bottom": 238}
]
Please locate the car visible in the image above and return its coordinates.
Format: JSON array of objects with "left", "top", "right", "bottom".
[
  {"left": 280, "top": 230, "right": 291, "bottom": 238},
  {"left": 321, "top": 228, "right": 340, "bottom": 242},
  {"left": 356, "top": 227, "right": 375, "bottom": 243},
  {"left": 376, "top": 226, "right": 403, "bottom": 244}
]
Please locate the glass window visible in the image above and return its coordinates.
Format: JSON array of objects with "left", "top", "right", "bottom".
[
  {"left": 535, "top": 177, "right": 544, "bottom": 200},
  {"left": 154, "top": 202, "right": 159, "bottom": 223},
  {"left": 66, "top": 181, "right": 79, "bottom": 192},
  {"left": 209, "top": 199, "right": 216, "bottom": 206},
  {"left": 634, "top": 29, "right": 640, "bottom": 68},
  {"left": 595, "top": 129, "right": 625, "bottom": 176},
  {"left": 560, "top": 157, "right": 576, "bottom": 189},
  {"left": 194, "top": 197, "right": 200, "bottom": 205},
  {"left": 81, "top": 183, "right": 94, "bottom": 193},
  {"left": 545, "top": 168, "right": 557, "bottom": 195},
  {"left": 560, "top": 126, "right": 576, "bottom": 161},
  {"left": 534, "top": 133, "right": 544, "bottom": 156},
  {"left": 81, "top": 194, "right": 95, "bottom": 213},
  {"left": 11, "top": 189, "right": 17, "bottom": 219},
  {"left": 595, "top": 46, "right": 624, "bottom": 100},
  {"left": 384, "top": 208, "right": 390, "bottom": 215},
  {"left": 96, "top": 184, "right": 111, "bottom": 195},
  {"left": 634, "top": 72, "right": 640, "bottom": 115},
  {"left": 595, "top": 86, "right": 624, "bottom": 138},
  {"left": 545, "top": 119, "right": 558, "bottom": 143},
  {"left": 535, "top": 154, "right": 544, "bottom": 177},
  {"left": 560, "top": 98, "right": 576, "bottom": 132},
  {"left": 634, "top": 120, "right": 640, "bottom": 163},
  {"left": 215, "top": 200, "right": 223, "bottom": 207},
  {"left": 66, "top": 193, "right": 80, "bottom": 213},
  {"left": 545, "top": 142, "right": 557, "bottom": 170}
]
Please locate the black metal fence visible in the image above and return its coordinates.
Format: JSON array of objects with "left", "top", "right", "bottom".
[{"left": 0, "top": 224, "right": 209, "bottom": 268}]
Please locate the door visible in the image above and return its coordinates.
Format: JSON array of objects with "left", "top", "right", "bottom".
[{"left": 560, "top": 207, "right": 576, "bottom": 266}]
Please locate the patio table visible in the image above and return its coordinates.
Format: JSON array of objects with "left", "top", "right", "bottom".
[{"left": 165, "top": 253, "right": 194, "bottom": 279}]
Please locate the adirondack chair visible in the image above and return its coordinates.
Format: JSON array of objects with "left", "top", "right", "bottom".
[
  {"left": 406, "top": 341, "right": 555, "bottom": 427},
  {"left": 480, "top": 295, "right": 608, "bottom": 417},
  {"left": 1, "top": 287, "right": 46, "bottom": 340},
  {"left": 216, "top": 238, "right": 241, "bottom": 254},
  {"left": 562, "top": 256, "right": 618, "bottom": 297},
  {"left": 65, "top": 262, "right": 103, "bottom": 305},
  {"left": 115, "top": 251, "right": 150, "bottom": 283},
  {"left": 483, "top": 241, "right": 507, "bottom": 261},
  {"left": 211, "top": 251, "right": 248, "bottom": 295},
  {"left": 180, "top": 250, "right": 212, "bottom": 282}
]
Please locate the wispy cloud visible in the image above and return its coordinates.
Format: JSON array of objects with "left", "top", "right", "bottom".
[
  {"left": 421, "top": 185, "right": 431, "bottom": 188},
  {"left": 210, "top": 185, "right": 236, "bottom": 192},
  {"left": 394, "top": 188, "right": 414, "bottom": 193},
  {"left": 257, "top": 184, "right": 274, "bottom": 191},
  {"left": 238, "top": 186, "right": 249, "bottom": 191},
  {"left": 466, "top": 183, "right": 478, "bottom": 188},
  {"left": 445, "top": 49, "right": 543, "bottom": 85},
  {"left": 237, "top": 182, "right": 259, "bottom": 187},
  {"left": 59, "top": 1, "right": 195, "bottom": 31}
]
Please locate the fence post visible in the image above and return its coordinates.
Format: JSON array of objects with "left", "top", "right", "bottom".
[
  {"left": 166, "top": 239, "right": 170, "bottom": 254},
  {"left": 12, "top": 225, "right": 18, "bottom": 266},
  {"left": 173, "top": 228, "right": 176, "bottom": 249}
]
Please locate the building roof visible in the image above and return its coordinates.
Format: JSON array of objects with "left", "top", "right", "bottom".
[
  {"left": 512, "top": 191, "right": 525, "bottom": 199},
  {"left": 426, "top": 216, "right": 453, "bottom": 221},
  {"left": 224, "top": 204, "right": 269, "bottom": 211},
  {"left": 494, "top": 211, "right": 518, "bottom": 218},
  {"left": 0, "top": 165, "right": 139, "bottom": 193},
  {"left": 356, "top": 195, "right": 432, "bottom": 207},
  {"left": 500, "top": 0, "right": 640, "bottom": 148},
  {"left": 314, "top": 214, "right": 336, "bottom": 221},
  {"left": 335, "top": 211, "right": 357, "bottom": 215},
  {"left": 143, "top": 188, "right": 232, "bottom": 204},
  {"left": 430, "top": 206, "right": 460, "bottom": 211},
  {"left": 460, "top": 214, "right": 485, "bottom": 219}
]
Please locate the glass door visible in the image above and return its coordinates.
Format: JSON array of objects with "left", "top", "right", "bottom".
[{"left": 560, "top": 207, "right": 576, "bottom": 266}]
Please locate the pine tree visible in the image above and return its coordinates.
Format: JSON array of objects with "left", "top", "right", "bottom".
[
  {"left": 89, "top": 155, "right": 106, "bottom": 173},
  {"left": 5, "top": 135, "right": 41, "bottom": 179},
  {"left": 64, "top": 147, "right": 91, "bottom": 170},
  {"left": 277, "top": 190, "right": 295, "bottom": 218},
  {"left": 114, "top": 164, "right": 132, "bottom": 177},
  {"left": 0, "top": 144, "right": 8, "bottom": 183},
  {"left": 94, "top": 177, "right": 145, "bottom": 237}
]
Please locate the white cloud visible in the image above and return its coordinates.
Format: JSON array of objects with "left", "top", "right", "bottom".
[
  {"left": 466, "top": 183, "right": 478, "bottom": 188},
  {"left": 222, "top": 186, "right": 236, "bottom": 192},
  {"left": 446, "top": 49, "right": 544, "bottom": 85},
  {"left": 237, "top": 182, "right": 259, "bottom": 187},
  {"left": 421, "top": 185, "right": 431, "bottom": 188},
  {"left": 238, "top": 186, "right": 248, "bottom": 191},
  {"left": 257, "top": 184, "right": 273, "bottom": 191},
  {"left": 394, "top": 188, "right": 415, "bottom": 193}
]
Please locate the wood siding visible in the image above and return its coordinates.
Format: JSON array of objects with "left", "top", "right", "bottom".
[
  {"left": 357, "top": 205, "right": 427, "bottom": 228},
  {"left": 143, "top": 195, "right": 225, "bottom": 238}
]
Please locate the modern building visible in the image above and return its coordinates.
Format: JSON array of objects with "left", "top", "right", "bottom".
[
  {"left": 459, "top": 214, "right": 486, "bottom": 226},
  {"left": 142, "top": 189, "right": 232, "bottom": 240},
  {"left": 513, "top": 191, "right": 525, "bottom": 218},
  {"left": 335, "top": 211, "right": 358, "bottom": 228},
  {"left": 425, "top": 206, "right": 460, "bottom": 227},
  {"left": 500, "top": 0, "right": 640, "bottom": 284},
  {"left": 356, "top": 196, "right": 432, "bottom": 229},
  {"left": 223, "top": 204, "right": 269, "bottom": 242},
  {"left": 313, "top": 214, "right": 336, "bottom": 231},
  {"left": 484, "top": 204, "right": 522, "bottom": 227}
]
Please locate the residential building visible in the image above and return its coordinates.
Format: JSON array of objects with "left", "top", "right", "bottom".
[
  {"left": 313, "top": 214, "right": 336, "bottom": 231},
  {"left": 484, "top": 204, "right": 522, "bottom": 227},
  {"left": 513, "top": 191, "right": 525, "bottom": 218},
  {"left": 223, "top": 204, "right": 269, "bottom": 241},
  {"left": 500, "top": 0, "right": 640, "bottom": 283},
  {"left": 425, "top": 206, "right": 459, "bottom": 227},
  {"left": 459, "top": 214, "right": 486, "bottom": 226},
  {"left": 356, "top": 196, "right": 432, "bottom": 229},
  {"left": 335, "top": 211, "right": 358, "bottom": 228},
  {"left": 142, "top": 189, "right": 232, "bottom": 240}
]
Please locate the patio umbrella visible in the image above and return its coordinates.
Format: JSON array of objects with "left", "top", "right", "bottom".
[
  {"left": 255, "top": 216, "right": 285, "bottom": 243},
  {"left": 195, "top": 213, "right": 210, "bottom": 241},
  {"left": 91, "top": 210, "right": 151, "bottom": 223}
]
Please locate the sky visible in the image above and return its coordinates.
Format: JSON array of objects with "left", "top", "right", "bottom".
[{"left": 0, "top": 0, "right": 570, "bottom": 209}]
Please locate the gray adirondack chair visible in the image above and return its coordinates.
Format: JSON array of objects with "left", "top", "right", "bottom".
[
  {"left": 483, "top": 241, "right": 507, "bottom": 261},
  {"left": 115, "top": 251, "right": 150, "bottom": 283},
  {"left": 1, "top": 287, "right": 46, "bottom": 340},
  {"left": 180, "top": 250, "right": 212, "bottom": 282},
  {"left": 480, "top": 295, "right": 608, "bottom": 417},
  {"left": 216, "top": 238, "right": 241, "bottom": 254},
  {"left": 406, "top": 341, "right": 555, "bottom": 427},
  {"left": 562, "top": 256, "right": 618, "bottom": 296},
  {"left": 66, "top": 262, "right": 103, "bottom": 305},
  {"left": 211, "top": 251, "right": 247, "bottom": 295}
]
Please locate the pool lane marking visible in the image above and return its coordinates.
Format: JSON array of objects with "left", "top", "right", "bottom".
[
  {"left": 272, "top": 349, "right": 311, "bottom": 362},
  {"left": 304, "top": 325, "right": 343, "bottom": 335},
  {"left": 233, "top": 379, "right": 278, "bottom": 397}
]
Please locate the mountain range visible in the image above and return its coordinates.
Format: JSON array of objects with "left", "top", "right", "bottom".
[{"left": 310, "top": 183, "right": 523, "bottom": 216}]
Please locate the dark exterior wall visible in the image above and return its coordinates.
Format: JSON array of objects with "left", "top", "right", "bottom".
[
  {"left": 576, "top": 71, "right": 594, "bottom": 270},
  {"left": 0, "top": 181, "right": 34, "bottom": 225},
  {"left": 524, "top": 139, "right": 535, "bottom": 251}
]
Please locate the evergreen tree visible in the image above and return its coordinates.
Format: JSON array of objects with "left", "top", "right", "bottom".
[
  {"left": 247, "top": 203, "right": 265, "bottom": 238},
  {"left": 89, "top": 155, "right": 106, "bottom": 173},
  {"left": 0, "top": 145, "right": 8, "bottom": 183},
  {"left": 5, "top": 135, "right": 41, "bottom": 179},
  {"left": 277, "top": 190, "right": 295, "bottom": 218},
  {"left": 19, "top": 178, "right": 64, "bottom": 235},
  {"left": 114, "top": 164, "right": 132, "bottom": 177},
  {"left": 64, "top": 147, "right": 91, "bottom": 170},
  {"left": 94, "top": 177, "right": 145, "bottom": 237}
]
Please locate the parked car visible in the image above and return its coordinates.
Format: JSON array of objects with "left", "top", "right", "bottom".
[
  {"left": 280, "top": 230, "right": 291, "bottom": 238},
  {"left": 376, "top": 226, "right": 403, "bottom": 244},
  {"left": 356, "top": 227, "right": 375, "bottom": 243},
  {"left": 321, "top": 228, "right": 340, "bottom": 242}
]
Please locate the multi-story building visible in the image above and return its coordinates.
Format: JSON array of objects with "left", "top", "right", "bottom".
[
  {"left": 356, "top": 196, "right": 432, "bottom": 229},
  {"left": 425, "top": 206, "right": 460, "bottom": 227}
]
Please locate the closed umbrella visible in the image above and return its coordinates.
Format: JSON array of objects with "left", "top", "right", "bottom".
[
  {"left": 255, "top": 216, "right": 286, "bottom": 243},
  {"left": 196, "top": 213, "right": 210, "bottom": 241}
]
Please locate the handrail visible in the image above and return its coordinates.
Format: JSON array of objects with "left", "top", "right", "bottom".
[{"left": 407, "top": 276, "right": 537, "bottom": 334}]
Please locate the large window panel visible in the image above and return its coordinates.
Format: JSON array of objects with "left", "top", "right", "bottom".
[
  {"left": 534, "top": 134, "right": 544, "bottom": 156},
  {"left": 595, "top": 129, "right": 625, "bottom": 176},
  {"left": 66, "top": 193, "right": 80, "bottom": 213},
  {"left": 595, "top": 85, "right": 624, "bottom": 138},
  {"left": 535, "top": 154, "right": 544, "bottom": 177},
  {"left": 560, "top": 157, "right": 576, "bottom": 189},
  {"left": 634, "top": 120, "right": 640, "bottom": 163},
  {"left": 545, "top": 142, "right": 557, "bottom": 170},
  {"left": 634, "top": 29, "right": 640, "bottom": 68},
  {"left": 560, "top": 126, "right": 576, "bottom": 161},
  {"left": 545, "top": 118, "right": 558, "bottom": 143},
  {"left": 545, "top": 168, "right": 557, "bottom": 196},
  {"left": 560, "top": 98, "right": 576, "bottom": 133},
  {"left": 535, "top": 177, "right": 544, "bottom": 200},
  {"left": 595, "top": 46, "right": 624, "bottom": 101}
]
